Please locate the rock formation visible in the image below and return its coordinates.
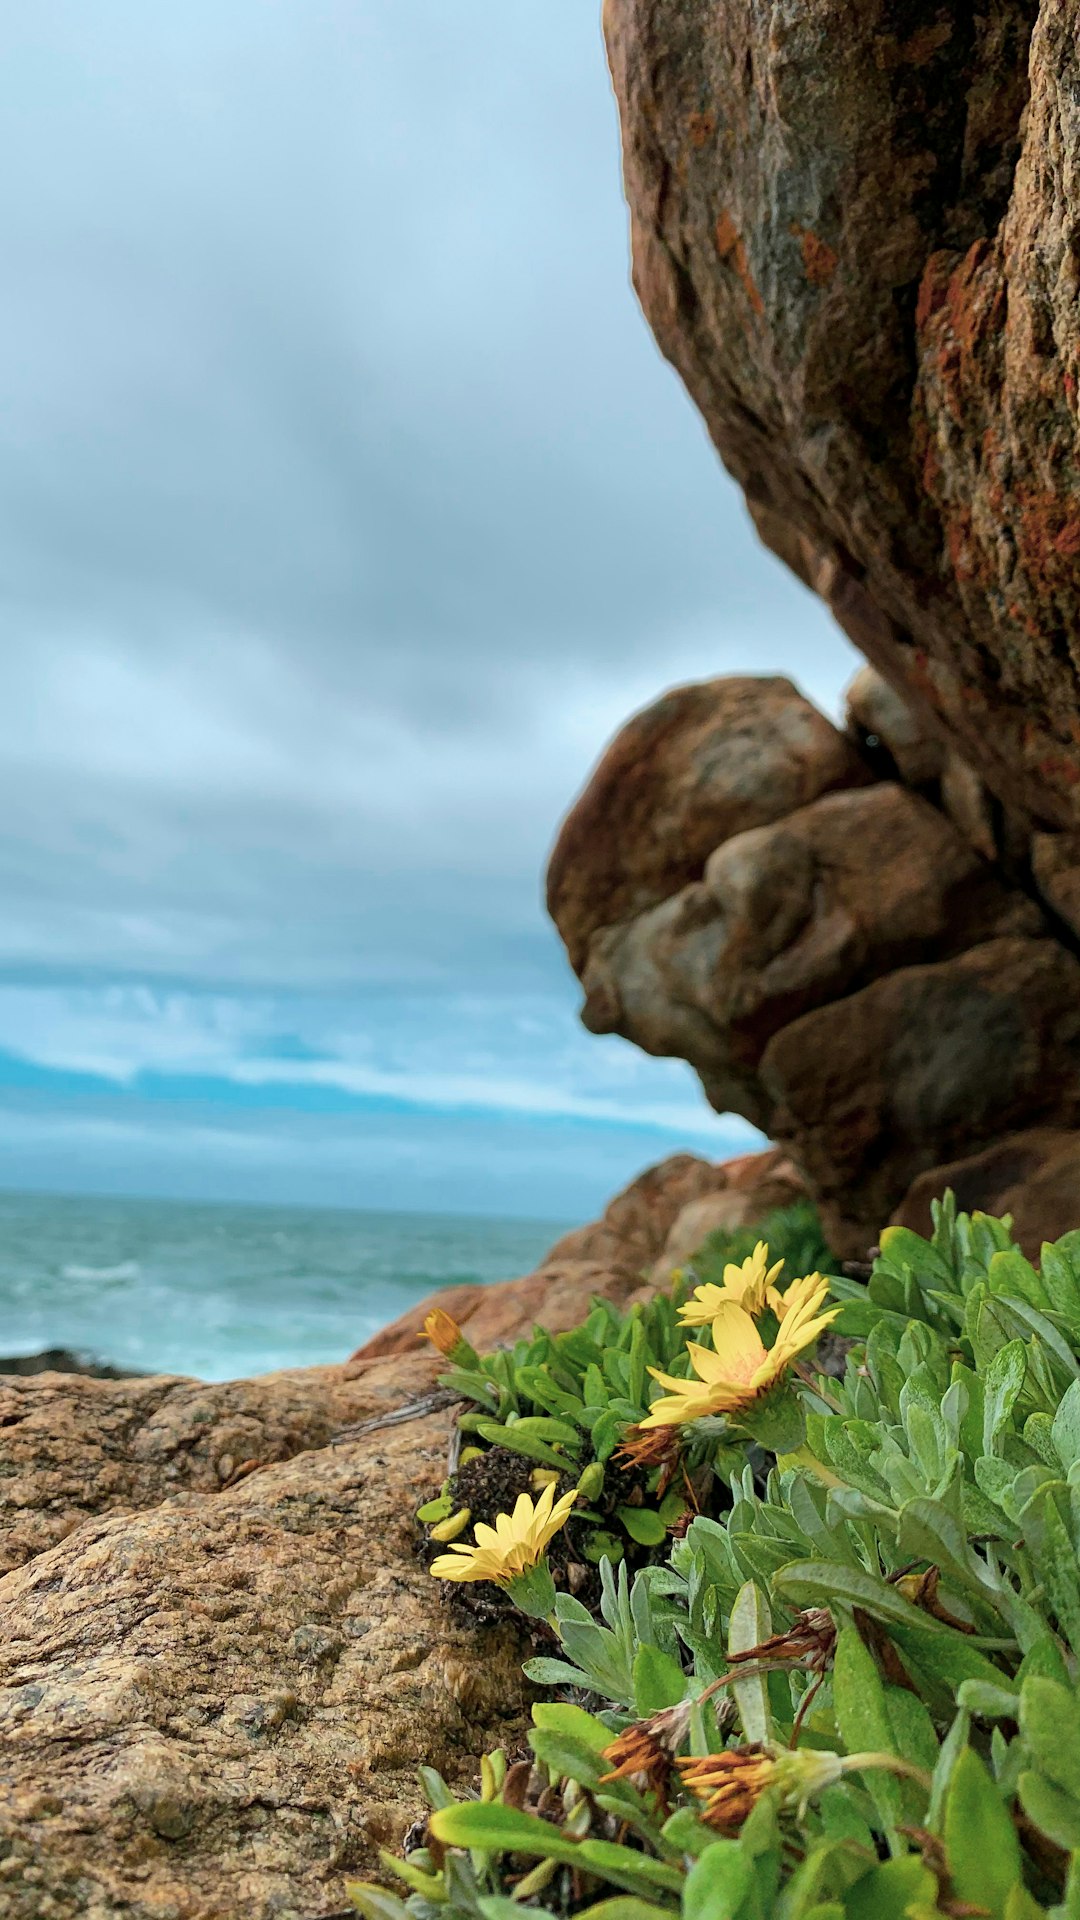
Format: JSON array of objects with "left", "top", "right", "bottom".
[
  {"left": 0, "top": 1151, "right": 790, "bottom": 1919},
  {"left": 601, "top": 0, "right": 1080, "bottom": 835},
  {"left": 543, "top": 2, "right": 1080, "bottom": 1253},
  {"left": 548, "top": 674, "right": 1080, "bottom": 1255}
]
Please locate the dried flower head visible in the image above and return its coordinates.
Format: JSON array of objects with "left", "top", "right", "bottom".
[
  {"left": 640, "top": 1282, "right": 840, "bottom": 1429},
  {"left": 679, "top": 1741, "right": 929, "bottom": 1832},
  {"left": 600, "top": 1699, "right": 696, "bottom": 1804},
  {"left": 726, "top": 1607, "right": 836, "bottom": 1677},
  {"left": 615, "top": 1423, "right": 681, "bottom": 1472},
  {"left": 677, "top": 1745, "right": 780, "bottom": 1831}
]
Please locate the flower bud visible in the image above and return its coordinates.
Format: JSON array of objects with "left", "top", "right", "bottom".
[{"left": 429, "top": 1506, "right": 472, "bottom": 1542}]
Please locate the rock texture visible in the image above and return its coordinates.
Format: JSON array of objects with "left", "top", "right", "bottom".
[
  {"left": 601, "top": 0, "right": 1080, "bottom": 836},
  {"left": 549, "top": 674, "right": 1080, "bottom": 1253},
  {"left": 0, "top": 1151, "right": 785, "bottom": 1920}
]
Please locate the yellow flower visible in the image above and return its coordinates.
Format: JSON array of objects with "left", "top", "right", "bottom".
[
  {"left": 421, "top": 1307, "right": 466, "bottom": 1356},
  {"left": 678, "top": 1241, "right": 784, "bottom": 1325},
  {"left": 639, "top": 1281, "right": 840, "bottom": 1429},
  {"left": 769, "top": 1270, "right": 826, "bottom": 1323},
  {"left": 430, "top": 1481, "right": 578, "bottom": 1585}
]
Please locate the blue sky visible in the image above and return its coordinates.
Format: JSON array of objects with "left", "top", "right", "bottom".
[{"left": 0, "top": 2, "right": 858, "bottom": 1218}]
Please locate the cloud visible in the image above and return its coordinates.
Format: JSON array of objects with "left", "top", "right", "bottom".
[{"left": 0, "top": 2, "right": 857, "bottom": 1208}]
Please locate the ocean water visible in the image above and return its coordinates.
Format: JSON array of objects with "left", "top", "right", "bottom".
[{"left": 0, "top": 1189, "right": 569, "bottom": 1382}]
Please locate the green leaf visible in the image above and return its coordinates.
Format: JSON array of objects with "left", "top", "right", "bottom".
[
  {"left": 1054, "top": 1381, "right": 1080, "bottom": 1473},
  {"left": 532, "top": 1701, "right": 612, "bottom": 1752},
  {"left": 418, "top": 1765, "right": 456, "bottom": 1811},
  {"left": 841, "top": 1857, "right": 938, "bottom": 1920},
  {"left": 479, "top": 1903, "right": 560, "bottom": 1920},
  {"left": 883, "top": 1686, "right": 938, "bottom": 1777},
  {"left": 895, "top": 1493, "right": 991, "bottom": 1604},
  {"left": 344, "top": 1883, "right": 412, "bottom": 1920},
  {"left": 572, "top": 1903, "right": 678, "bottom": 1920},
  {"left": 472, "top": 1420, "right": 572, "bottom": 1470},
  {"left": 1021, "top": 1484, "right": 1080, "bottom": 1657},
  {"left": 774, "top": 1559, "right": 953, "bottom": 1634},
  {"left": 1018, "top": 1771, "right": 1080, "bottom": 1851},
  {"left": 429, "top": 1803, "right": 683, "bottom": 1895},
  {"left": 983, "top": 1341, "right": 1027, "bottom": 1455},
  {"left": 528, "top": 1726, "right": 608, "bottom": 1790},
  {"left": 618, "top": 1506, "right": 668, "bottom": 1547},
  {"left": 727, "top": 1580, "right": 772, "bottom": 1745},
  {"left": 831, "top": 1625, "right": 907, "bottom": 1841},
  {"left": 592, "top": 1409, "right": 625, "bottom": 1464},
  {"left": 633, "top": 1643, "right": 688, "bottom": 1717},
  {"left": 522, "top": 1656, "right": 596, "bottom": 1689},
  {"left": 659, "top": 1807, "right": 717, "bottom": 1859},
  {"left": 682, "top": 1840, "right": 753, "bottom": 1920},
  {"left": 1020, "top": 1678, "right": 1080, "bottom": 1803},
  {"left": 417, "top": 1493, "right": 454, "bottom": 1524},
  {"left": 943, "top": 1747, "right": 1022, "bottom": 1920}
]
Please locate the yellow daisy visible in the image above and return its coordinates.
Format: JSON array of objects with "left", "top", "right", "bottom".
[
  {"left": 640, "top": 1281, "right": 840, "bottom": 1428},
  {"left": 769, "top": 1270, "right": 826, "bottom": 1322},
  {"left": 430, "top": 1480, "right": 578, "bottom": 1585},
  {"left": 678, "top": 1241, "right": 785, "bottom": 1325}
]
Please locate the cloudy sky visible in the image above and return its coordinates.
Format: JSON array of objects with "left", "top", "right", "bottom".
[{"left": 0, "top": 1, "right": 857, "bottom": 1219}]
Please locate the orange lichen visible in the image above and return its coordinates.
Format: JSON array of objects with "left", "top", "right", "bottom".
[
  {"left": 714, "top": 211, "right": 764, "bottom": 315},
  {"left": 790, "top": 225, "right": 838, "bottom": 287}
]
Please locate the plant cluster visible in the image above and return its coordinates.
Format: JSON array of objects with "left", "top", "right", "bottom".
[{"left": 347, "top": 1197, "right": 1080, "bottom": 1920}]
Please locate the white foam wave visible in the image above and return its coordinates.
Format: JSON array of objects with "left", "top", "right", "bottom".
[{"left": 61, "top": 1260, "right": 141, "bottom": 1283}]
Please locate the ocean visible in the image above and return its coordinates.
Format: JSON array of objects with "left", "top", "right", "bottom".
[{"left": 0, "top": 1189, "right": 569, "bottom": 1383}]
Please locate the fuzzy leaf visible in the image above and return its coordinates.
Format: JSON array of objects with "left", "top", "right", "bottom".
[
  {"left": 842, "top": 1857, "right": 938, "bottom": 1920},
  {"left": 633, "top": 1643, "right": 688, "bottom": 1717},
  {"left": 344, "top": 1885, "right": 413, "bottom": 1920},
  {"left": 943, "top": 1747, "right": 1022, "bottom": 1920},
  {"left": 682, "top": 1840, "right": 753, "bottom": 1920},
  {"left": 727, "top": 1580, "right": 772, "bottom": 1745},
  {"left": 429, "top": 1803, "right": 682, "bottom": 1894},
  {"left": 1020, "top": 1678, "right": 1080, "bottom": 1803},
  {"left": 1054, "top": 1380, "right": 1080, "bottom": 1473},
  {"left": 982, "top": 1341, "right": 1027, "bottom": 1456},
  {"left": 1017, "top": 1771, "right": 1080, "bottom": 1851}
]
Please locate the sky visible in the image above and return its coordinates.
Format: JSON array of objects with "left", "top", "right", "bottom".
[{"left": 0, "top": 1, "right": 859, "bottom": 1221}]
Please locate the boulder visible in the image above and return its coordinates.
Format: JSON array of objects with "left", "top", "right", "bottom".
[
  {"left": 602, "top": 0, "right": 1080, "bottom": 831},
  {"left": 894, "top": 1130, "right": 1080, "bottom": 1259},
  {"left": 0, "top": 1151, "right": 770, "bottom": 1919},
  {"left": 548, "top": 671, "right": 1080, "bottom": 1250},
  {"left": 547, "top": 676, "right": 869, "bottom": 975}
]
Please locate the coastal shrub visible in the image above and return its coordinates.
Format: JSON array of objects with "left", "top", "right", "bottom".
[{"left": 348, "top": 1196, "right": 1080, "bottom": 1919}]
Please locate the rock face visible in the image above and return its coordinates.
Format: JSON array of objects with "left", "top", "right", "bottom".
[
  {"left": 0, "top": 1151, "right": 783, "bottom": 1920},
  {"left": 549, "top": 674, "right": 1080, "bottom": 1254},
  {"left": 601, "top": 0, "right": 1080, "bottom": 839}
]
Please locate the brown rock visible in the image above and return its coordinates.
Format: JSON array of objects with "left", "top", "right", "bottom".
[
  {"left": 0, "top": 1150, "right": 771, "bottom": 1917},
  {"left": 762, "top": 937, "right": 1080, "bottom": 1254},
  {"left": 1032, "top": 831, "right": 1080, "bottom": 942},
  {"left": 650, "top": 1151, "right": 806, "bottom": 1284},
  {"left": 895, "top": 1129, "right": 1080, "bottom": 1258},
  {"left": 554, "top": 736, "right": 1045, "bottom": 1144},
  {"left": 0, "top": 1349, "right": 532, "bottom": 1920},
  {"left": 602, "top": 0, "right": 1080, "bottom": 830},
  {"left": 845, "top": 665, "right": 945, "bottom": 788},
  {"left": 547, "top": 676, "right": 870, "bottom": 975}
]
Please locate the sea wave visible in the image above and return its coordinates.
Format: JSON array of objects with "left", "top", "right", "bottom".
[{"left": 61, "top": 1260, "right": 141, "bottom": 1283}]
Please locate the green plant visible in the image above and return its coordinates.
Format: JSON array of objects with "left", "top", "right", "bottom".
[{"left": 349, "top": 1199, "right": 1080, "bottom": 1919}]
